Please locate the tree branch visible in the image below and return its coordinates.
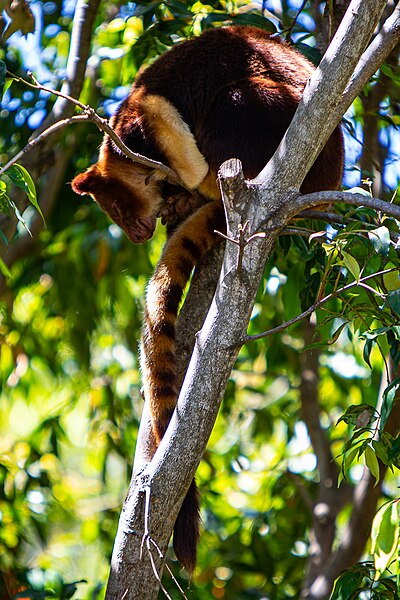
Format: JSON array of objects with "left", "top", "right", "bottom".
[
  {"left": 302, "top": 365, "right": 400, "bottom": 599},
  {"left": 106, "top": 159, "right": 280, "bottom": 600},
  {"left": 106, "top": 3, "right": 400, "bottom": 597},
  {"left": 34, "top": 0, "right": 102, "bottom": 130},
  {"left": 289, "top": 190, "right": 400, "bottom": 220},
  {"left": 0, "top": 114, "right": 88, "bottom": 178},
  {"left": 175, "top": 244, "right": 225, "bottom": 388},
  {"left": 300, "top": 321, "right": 353, "bottom": 598},
  {"left": 316, "top": 0, "right": 351, "bottom": 53},
  {"left": 0, "top": 0, "right": 102, "bottom": 250},
  {"left": 333, "top": 3, "right": 400, "bottom": 127},
  {"left": 254, "top": 0, "right": 391, "bottom": 195},
  {"left": 300, "top": 321, "right": 337, "bottom": 487},
  {"left": 244, "top": 267, "right": 396, "bottom": 343},
  {"left": 0, "top": 75, "right": 180, "bottom": 183}
]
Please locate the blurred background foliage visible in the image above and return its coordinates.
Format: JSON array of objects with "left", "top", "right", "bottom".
[{"left": 0, "top": 0, "right": 400, "bottom": 598}]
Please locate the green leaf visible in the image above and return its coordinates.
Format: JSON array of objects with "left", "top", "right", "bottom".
[
  {"left": 337, "top": 469, "right": 345, "bottom": 487},
  {"left": 378, "top": 113, "right": 399, "bottom": 128},
  {"left": 387, "top": 328, "right": 400, "bottom": 371},
  {"left": 372, "top": 440, "right": 389, "bottom": 465},
  {"left": 371, "top": 500, "right": 400, "bottom": 580},
  {"left": 368, "top": 226, "right": 391, "bottom": 257},
  {"left": 329, "top": 321, "right": 348, "bottom": 345},
  {"left": 383, "top": 269, "right": 400, "bottom": 291},
  {"left": 337, "top": 403, "right": 376, "bottom": 427},
  {"left": 230, "top": 12, "right": 277, "bottom": 32},
  {"left": 380, "top": 378, "right": 400, "bottom": 432},
  {"left": 363, "top": 337, "right": 374, "bottom": 368},
  {"left": 295, "top": 42, "right": 322, "bottom": 66},
  {"left": 342, "top": 251, "right": 360, "bottom": 279},
  {"left": 345, "top": 428, "right": 372, "bottom": 451},
  {"left": 387, "top": 435, "right": 400, "bottom": 468},
  {"left": 2, "top": 78, "right": 13, "bottom": 97},
  {"left": 362, "top": 327, "right": 391, "bottom": 340},
  {"left": 329, "top": 566, "right": 367, "bottom": 599},
  {"left": 6, "top": 163, "right": 45, "bottom": 224},
  {"left": 43, "top": 569, "right": 63, "bottom": 594},
  {"left": 387, "top": 290, "right": 400, "bottom": 316},
  {"left": 0, "top": 227, "right": 8, "bottom": 246},
  {"left": 380, "top": 577, "right": 398, "bottom": 593},
  {"left": 0, "top": 182, "right": 12, "bottom": 216},
  {"left": 341, "top": 445, "right": 361, "bottom": 482},
  {"left": 0, "top": 256, "right": 12, "bottom": 278},
  {"left": 322, "top": 241, "right": 339, "bottom": 260},
  {"left": 380, "top": 63, "right": 397, "bottom": 79},
  {"left": 63, "top": 580, "right": 87, "bottom": 599},
  {"left": 364, "top": 445, "right": 380, "bottom": 486},
  {"left": 7, "top": 197, "right": 32, "bottom": 235},
  {"left": 132, "top": 1, "right": 161, "bottom": 17}
]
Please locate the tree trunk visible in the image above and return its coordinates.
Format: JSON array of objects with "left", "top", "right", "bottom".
[{"left": 105, "top": 2, "right": 399, "bottom": 596}]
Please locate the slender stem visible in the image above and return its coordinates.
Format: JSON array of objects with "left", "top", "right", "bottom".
[
  {"left": 290, "top": 190, "right": 400, "bottom": 220},
  {"left": 7, "top": 70, "right": 87, "bottom": 111},
  {"left": 286, "top": 0, "right": 309, "bottom": 41},
  {"left": 334, "top": 4, "right": 400, "bottom": 125},
  {"left": 0, "top": 115, "right": 88, "bottom": 177},
  {"left": 244, "top": 267, "right": 396, "bottom": 343},
  {"left": 1, "top": 75, "right": 182, "bottom": 184}
]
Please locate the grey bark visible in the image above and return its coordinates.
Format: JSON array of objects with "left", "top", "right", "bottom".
[
  {"left": 301, "top": 371, "right": 400, "bottom": 600},
  {"left": 316, "top": 0, "right": 351, "bottom": 52},
  {"left": 175, "top": 244, "right": 225, "bottom": 389},
  {"left": 255, "top": 0, "right": 388, "bottom": 194},
  {"left": 105, "top": 1, "right": 400, "bottom": 598},
  {"left": 360, "top": 37, "right": 400, "bottom": 197},
  {"left": 299, "top": 322, "right": 351, "bottom": 594}
]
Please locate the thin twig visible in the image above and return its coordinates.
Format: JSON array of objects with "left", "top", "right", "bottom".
[
  {"left": 141, "top": 487, "right": 187, "bottom": 600},
  {"left": 142, "top": 487, "right": 172, "bottom": 599},
  {"left": 2, "top": 72, "right": 182, "bottom": 185},
  {"left": 147, "top": 546, "right": 173, "bottom": 600},
  {"left": 121, "top": 587, "right": 130, "bottom": 600},
  {"left": 358, "top": 282, "right": 386, "bottom": 298},
  {"left": 148, "top": 538, "right": 189, "bottom": 599},
  {"left": 282, "top": 227, "right": 316, "bottom": 237},
  {"left": 243, "top": 267, "right": 396, "bottom": 343},
  {"left": 7, "top": 69, "right": 87, "bottom": 111},
  {"left": 298, "top": 209, "right": 346, "bottom": 224},
  {"left": 291, "top": 190, "right": 400, "bottom": 220},
  {"left": 0, "top": 115, "right": 88, "bottom": 176},
  {"left": 286, "top": 0, "right": 309, "bottom": 41},
  {"left": 215, "top": 220, "right": 266, "bottom": 272},
  {"left": 140, "top": 484, "right": 153, "bottom": 561}
]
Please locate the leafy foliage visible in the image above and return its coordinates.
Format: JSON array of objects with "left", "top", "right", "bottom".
[
  {"left": 330, "top": 563, "right": 400, "bottom": 600},
  {"left": 0, "top": 163, "right": 42, "bottom": 232}
]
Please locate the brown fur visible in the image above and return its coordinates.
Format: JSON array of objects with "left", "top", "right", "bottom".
[
  {"left": 71, "top": 25, "right": 345, "bottom": 572},
  {"left": 140, "top": 94, "right": 210, "bottom": 189}
]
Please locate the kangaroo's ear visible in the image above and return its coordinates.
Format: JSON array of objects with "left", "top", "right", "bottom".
[{"left": 71, "top": 165, "right": 103, "bottom": 196}]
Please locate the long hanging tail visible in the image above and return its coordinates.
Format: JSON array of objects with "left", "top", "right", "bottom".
[{"left": 141, "top": 200, "right": 225, "bottom": 572}]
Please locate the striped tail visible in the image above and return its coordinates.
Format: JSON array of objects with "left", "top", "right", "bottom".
[{"left": 141, "top": 199, "right": 225, "bottom": 572}]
